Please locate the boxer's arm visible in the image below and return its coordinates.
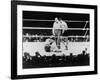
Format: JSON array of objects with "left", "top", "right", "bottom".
[
  {"left": 61, "top": 21, "right": 66, "bottom": 33},
  {"left": 63, "top": 22, "right": 68, "bottom": 32}
]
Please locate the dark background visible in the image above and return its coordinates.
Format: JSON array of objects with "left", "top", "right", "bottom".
[{"left": 23, "top": 11, "right": 90, "bottom": 36}]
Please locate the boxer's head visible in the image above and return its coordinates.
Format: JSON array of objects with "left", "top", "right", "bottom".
[
  {"left": 59, "top": 18, "right": 62, "bottom": 21},
  {"left": 55, "top": 17, "right": 59, "bottom": 22}
]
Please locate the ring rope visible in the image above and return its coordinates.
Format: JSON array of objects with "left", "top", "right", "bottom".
[
  {"left": 83, "top": 21, "right": 89, "bottom": 36},
  {"left": 83, "top": 21, "right": 88, "bottom": 30},
  {"left": 84, "top": 30, "right": 88, "bottom": 36},
  {"left": 23, "top": 27, "right": 89, "bottom": 30},
  {"left": 23, "top": 19, "right": 89, "bottom": 22},
  {"left": 23, "top": 35, "right": 89, "bottom": 38}
]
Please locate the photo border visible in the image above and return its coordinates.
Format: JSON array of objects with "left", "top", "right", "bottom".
[{"left": 11, "top": 0, "right": 97, "bottom": 79}]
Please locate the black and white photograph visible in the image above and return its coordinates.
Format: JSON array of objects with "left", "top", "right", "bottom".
[
  {"left": 22, "top": 11, "right": 90, "bottom": 69},
  {"left": 11, "top": 1, "right": 97, "bottom": 79}
]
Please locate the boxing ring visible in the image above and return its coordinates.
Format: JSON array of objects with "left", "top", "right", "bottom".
[{"left": 22, "top": 19, "right": 90, "bottom": 56}]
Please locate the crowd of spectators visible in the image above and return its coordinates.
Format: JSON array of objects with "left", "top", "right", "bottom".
[{"left": 23, "top": 49, "right": 89, "bottom": 69}]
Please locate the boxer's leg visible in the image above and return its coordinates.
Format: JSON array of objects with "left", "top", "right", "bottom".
[
  {"left": 54, "top": 30, "right": 58, "bottom": 47},
  {"left": 57, "top": 30, "right": 61, "bottom": 49},
  {"left": 65, "top": 37, "right": 68, "bottom": 50},
  {"left": 62, "top": 30, "right": 68, "bottom": 50}
]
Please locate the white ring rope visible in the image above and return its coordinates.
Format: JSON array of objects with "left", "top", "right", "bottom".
[
  {"left": 23, "top": 27, "right": 89, "bottom": 30},
  {"left": 84, "top": 30, "right": 88, "bottom": 36},
  {"left": 83, "top": 21, "right": 89, "bottom": 36},
  {"left": 83, "top": 21, "right": 88, "bottom": 30},
  {"left": 23, "top": 35, "right": 89, "bottom": 38},
  {"left": 23, "top": 19, "right": 89, "bottom": 22}
]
